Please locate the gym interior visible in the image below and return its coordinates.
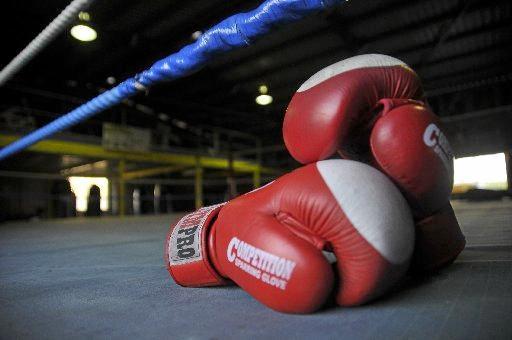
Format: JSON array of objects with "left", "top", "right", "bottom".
[{"left": 0, "top": 0, "right": 511, "bottom": 338}]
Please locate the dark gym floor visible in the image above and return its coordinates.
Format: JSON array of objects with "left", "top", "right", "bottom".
[{"left": 1, "top": 200, "right": 511, "bottom": 339}]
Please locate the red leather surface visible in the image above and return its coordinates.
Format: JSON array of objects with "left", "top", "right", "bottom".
[
  {"left": 370, "top": 100, "right": 453, "bottom": 217},
  {"left": 208, "top": 163, "right": 409, "bottom": 313},
  {"left": 282, "top": 54, "right": 464, "bottom": 274},
  {"left": 283, "top": 65, "right": 422, "bottom": 164}
]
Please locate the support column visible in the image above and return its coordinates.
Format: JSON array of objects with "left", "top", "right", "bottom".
[
  {"left": 195, "top": 157, "right": 203, "bottom": 209},
  {"left": 109, "top": 175, "right": 118, "bottom": 215},
  {"left": 505, "top": 150, "right": 512, "bottom": 192},
  {"left": 226, "top": 136, "right": 237, "bottom": 199},
  {"left": 253, "top": 166, "right": 261, "bottom": 189},
  {"left": 118, "top": 160, "right": 126, "bottom": 216}
]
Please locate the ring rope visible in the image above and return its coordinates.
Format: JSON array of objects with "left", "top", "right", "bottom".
[{"left": 0, "top": 0, "right": 342, "bottom": 161}]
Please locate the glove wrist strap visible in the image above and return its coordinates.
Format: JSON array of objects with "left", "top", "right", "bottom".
[{"left": 165, "top": 203, "right": 228, "bottom": 286}]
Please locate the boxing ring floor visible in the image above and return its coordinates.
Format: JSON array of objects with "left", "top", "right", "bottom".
[{"left": 1, "top": 200, "right": 511, "bottom": 339}]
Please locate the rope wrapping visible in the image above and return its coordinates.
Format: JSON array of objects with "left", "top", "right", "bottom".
[{"left": 0, "top": 0, "right": 342, "bottom": 160}]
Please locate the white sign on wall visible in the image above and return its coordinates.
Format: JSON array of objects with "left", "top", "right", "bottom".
[{"left": 102, "top": 123, "right": 151, "bottom": 152}]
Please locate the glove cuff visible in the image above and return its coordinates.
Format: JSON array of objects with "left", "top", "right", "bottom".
[
  {"left": 165, "top": 203, "right": 228, "bottom": 286},
  {"left": 410, "top": 203, "right": 466, "bottom": 273}
]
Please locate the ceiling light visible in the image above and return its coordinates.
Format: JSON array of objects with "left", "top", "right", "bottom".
[
  {"left": 70, "top": 24, "right": 97, "bottom": 42},
  {"left": 191, "top": 31, "right": 203, "bottom": 40},
  {"left": 172, "top": 119, "right": 188, "bottom": 129},
  {"left": 106, "top": 76, "right": 116, "bottom": 85},
  {"left": 256, "top": 84, "right": 272, "bottom": 105},
  {"left": 78, "top": 11, "right": 91, "bottom": 21},
  {"left": 255, "top": 94, "right": 273, "bottom": 105},
  {"left": 158, "top": 113, "right": 169, "bottom": 121}
]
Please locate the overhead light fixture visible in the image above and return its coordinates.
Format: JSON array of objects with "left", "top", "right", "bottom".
[
  {"left": 78, "top": 11, "right": 91, "bottom": 21},
  {"left": 255, "top": 84, "right": 273, "bottom": 105},
  {"left": 172, "top": 119, "right": 188, "bottom": 129},
  {"left": 191, "top": 31, "right": 203, "bottom": 40},
  {"left": 70, "top": 24, "right": 97, "bottom": 42},
  {"left": 255, "top": 94, "right": 273, "bottom": 105},
  {"left": 158, "top": 113, "right": 170, "bottom": 121}
]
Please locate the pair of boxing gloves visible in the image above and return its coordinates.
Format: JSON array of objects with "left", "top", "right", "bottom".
[{"left": 165, "top": 54, "right": 466, "bottom": 313}]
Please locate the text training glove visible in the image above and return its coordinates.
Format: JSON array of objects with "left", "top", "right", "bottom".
[
  {"left": 165, "top": 160, "right": 414, "bottom": 313},
  {"left": 283, "top": 54, "right": 465, "bottom": 272}
]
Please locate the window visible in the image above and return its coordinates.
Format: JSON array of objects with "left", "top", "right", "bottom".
[
  {"left": 68, "top": 177, "right": 109, "bottom": 212},
  {"left": 453, "top": 153, "right": 507, "bottom": 191}
]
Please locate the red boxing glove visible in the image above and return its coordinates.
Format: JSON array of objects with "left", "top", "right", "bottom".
[
  {"left": 165, "top": 160, "right": 414, "bottom": 313},
  {"left": 283, "top": 54, "right": 423, "bottom": 164},
  {"left": 283, "top": 54, "right": 465, "bottom": 272}
]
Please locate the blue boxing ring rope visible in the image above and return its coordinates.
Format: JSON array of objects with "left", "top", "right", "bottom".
[{"left": 0, "top": 0, "right": 342, "bottom": 161}]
